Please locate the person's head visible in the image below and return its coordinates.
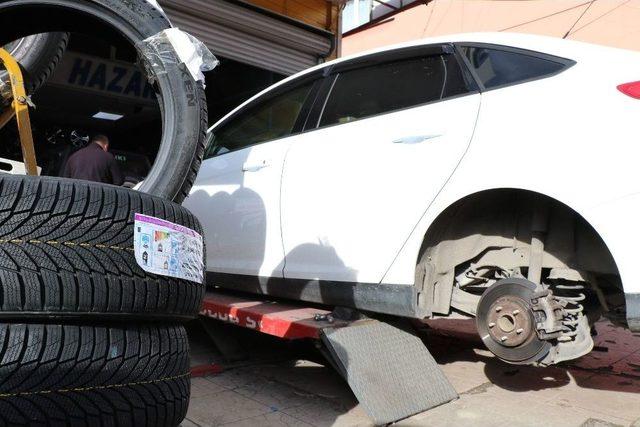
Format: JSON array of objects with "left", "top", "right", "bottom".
[{"left": 92, "top": 134, "right": 109, "bottom": 151}]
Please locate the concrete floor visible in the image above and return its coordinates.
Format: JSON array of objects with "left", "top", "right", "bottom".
[{"left": 182, "top": 318, "right": 640, "bottom": 427}]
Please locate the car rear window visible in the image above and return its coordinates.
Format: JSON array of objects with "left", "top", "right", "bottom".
[
  {"left": 458, "top": 45, "right": 572, "bottom": 90},
  {"left": 318, "top": 53, "right": 470, "bottom": 127}
]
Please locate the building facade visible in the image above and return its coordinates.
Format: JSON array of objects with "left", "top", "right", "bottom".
[{"left": 342, "top": 0, "right": 640, "bottom": 56}]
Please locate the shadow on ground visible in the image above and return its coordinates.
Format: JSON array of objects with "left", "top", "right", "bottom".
[{"left": 184, "top": 318, "right": 640, "bottom": 427}]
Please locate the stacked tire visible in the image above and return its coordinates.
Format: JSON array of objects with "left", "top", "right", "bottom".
[
  {"left": 1, "top": 32, "right": 70, "bottom": 101},
  {"left": 0, "top": 1, "right": 210, "bottom": 425},
  {"left": 0, "top": 0, "right": 209, "bottom": 204},
  {"left": 0, "top": 175, "right": 205, "bottom": 426}
]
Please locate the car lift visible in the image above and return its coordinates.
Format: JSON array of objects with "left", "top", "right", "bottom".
[
  {"left": 0, "top": 48, "right": 39, "bottom": 176},
  {"left": 200, "top": 289, "right": 459, "bottom": 425}
]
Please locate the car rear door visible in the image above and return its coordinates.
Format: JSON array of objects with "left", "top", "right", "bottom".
[
  {"left": 184, "top": 75, "right": 319, "bottom": 279},
  {"left": 280, "top": 44, "right": 482, "bottom": 285}
]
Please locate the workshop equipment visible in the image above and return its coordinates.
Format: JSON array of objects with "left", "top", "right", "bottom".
[
  {"left": 0, "top": 48, "right": 38, "bottom": 175},
  {"left": 200, "top": 289, "right": 458, "bottom": 424}
]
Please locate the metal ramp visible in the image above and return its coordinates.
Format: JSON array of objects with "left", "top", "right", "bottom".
[
  {"left": 200, "top": 290, "right": 458, "bottom": 425},
  {"left": 321, "top": 319, "right": 458, "bottom": 425}
]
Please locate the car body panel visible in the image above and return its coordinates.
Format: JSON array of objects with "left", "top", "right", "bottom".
[
  {"left": 184, "top": 138, "right": 292, "bottom": 278},
  {"left": 382, "top": 45, "right": 640, "bottom": 299},
  {"left": 280, "top": 93, "right": 481, "bottom": 283},
  {"left": 189, "top": 32, "right": 640, "bottom": 324}
]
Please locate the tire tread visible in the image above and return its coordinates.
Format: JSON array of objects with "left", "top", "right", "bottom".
[
  {"left": 0, "top": 323, "right": 190, "bottom": 427},
  {"left": 0, "top": 175, "right": 205, "bottom": 320}
]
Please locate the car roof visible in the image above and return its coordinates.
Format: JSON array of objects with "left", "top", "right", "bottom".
[
  {"left": 330, "top": 31, "right": 637, "bottom": 71},
  {"left": 209, "top": 32, "right": 637, "bottom": 131}
]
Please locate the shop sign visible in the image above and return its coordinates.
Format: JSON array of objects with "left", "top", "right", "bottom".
[{"left": 50, "top": 52, "right": 156, "bottom": 104}]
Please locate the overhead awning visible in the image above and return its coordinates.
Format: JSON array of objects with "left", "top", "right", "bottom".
[{"left": 159, "top": 0, "right": 335, "bottom": 75}]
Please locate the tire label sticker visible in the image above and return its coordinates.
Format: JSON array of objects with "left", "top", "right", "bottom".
[{"left": 134, "top": 213, "right": 204, "bottom": 283}]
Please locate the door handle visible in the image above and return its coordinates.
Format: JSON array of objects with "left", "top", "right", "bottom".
[
  {"left": 242, "top": 160, "right": 270, "bottom": 172},
  {"left": 392, "top": 134, "right": 442, "bottom": 144}
]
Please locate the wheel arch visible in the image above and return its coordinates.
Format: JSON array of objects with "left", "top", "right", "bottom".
[{"left": 405, "top": 187, "right": 626, "bottom": 323}]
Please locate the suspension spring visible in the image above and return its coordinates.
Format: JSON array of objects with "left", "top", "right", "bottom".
[{"left": 552, "top": 282, "right": 586, "bottom": 339}]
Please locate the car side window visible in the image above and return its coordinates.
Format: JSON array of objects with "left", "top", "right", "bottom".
[
  {"left": 459, "top": 45, "right": 570, "bottom": 90},
  {"left": 206, "top": 80, "right": 315, "bottom": 158},
  {"left": 318, "top": 54, "right": 469, "bottom": 127}
]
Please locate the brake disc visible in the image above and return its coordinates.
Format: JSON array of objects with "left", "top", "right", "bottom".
[{"left": 476, "top": 278, "right": 551, "bottom": 365}]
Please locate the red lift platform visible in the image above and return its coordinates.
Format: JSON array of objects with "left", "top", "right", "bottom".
[
  {"left": 199, "top": 290, "right": 348, "bottom": 339},
  {"left": 198, "top": 289, "right": 459, "bottom": 425}
]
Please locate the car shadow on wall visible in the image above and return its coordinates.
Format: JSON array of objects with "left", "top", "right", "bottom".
[
  {"left": 187, "top": 179, "right": 359, "bottom": 322},
  {"left": 186, "top": 186, "right": 267, "bottom": 280},
  {"left": 265, "top": 243, "right": 358, "bottom": 308}
]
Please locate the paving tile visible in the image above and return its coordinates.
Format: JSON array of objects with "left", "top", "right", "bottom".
[
  {"left": 550, "top": 373, "right": 640, "bottom": 421},
  {"left": 444, "top": 371, "right": 489, "bottom": 394},
  {"left": 187, "top": 390, "right": 274, "bottom": 426},
  {"left": 593, "top": 321, "right": 640, "bottom": 348},
  {"left": 207, "top": 368, "right": 263, "bottom": 390},
  {"left": 398, "top": 397, "right": 512, "bottom": 427},
  {"left": 479, "top": 362, "right": 581, "bottom": 404},
  {"left": 331, "top": 406, "right": 374, "bottom": 427},
  {"left": 221, "top": 411, "right": 314, "bottom": 427},
  {"left": 459, "top": 387, "right": 541, "bottom": 416},
  {"left": 610, "top": 351, "right": 640, "bottom": 378},
  {"left": 497, "top": 401, "right": 630, "bottom": 427},
  {"left": 408, "top": 379, "right": 625, "bottom": 427},
  {"left": 190, "top": 377, "right": 228, "bottom": 398},
  {"left": 187, "top": 319, "right": 640, "bottom": 427},
  {"left": 438, "top": 355, "right": 495, "bottom": 393},
  {"left": 566, "top": 321, "right": 640, "bottom": 372},
  {"left": 569, "top": 349, "right": 626, "bottom": 372},
  {"left": 255, "top": 361, "right": 353, "bottom": 401},
  {"left": 580, "top": 420, "right": 627, "bottom": 427},
  {"left": 282, "top": 401, "right": 372, "bottom": 427},
  {"left": 233, "top": 376, "right": 314, "bottom": 411}
]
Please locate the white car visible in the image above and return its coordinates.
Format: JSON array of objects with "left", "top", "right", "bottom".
[{"left": 184, "top": 32, "right": 640, "bottom": 367}]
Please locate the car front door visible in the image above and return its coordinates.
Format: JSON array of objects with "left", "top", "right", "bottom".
[
  {"left": 280, "top": 45, "right": 482, "bottom": 285},
  {"left": 184, "top": 77, "right": 318, "bottom": 279}
]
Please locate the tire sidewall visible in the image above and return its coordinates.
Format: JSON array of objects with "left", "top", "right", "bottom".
[{"left": 0, "top": 0, "right": 205, "bottom": 202}]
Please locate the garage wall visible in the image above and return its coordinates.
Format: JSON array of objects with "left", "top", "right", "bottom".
[
  {"left": 245, "top": 0, "right": 339, "bottom": 32},
  {"left": 159, "top": 0, "right": 335, "bottom": 75}
]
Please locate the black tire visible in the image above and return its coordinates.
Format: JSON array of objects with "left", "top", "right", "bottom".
[
  {"left": 0, "top": 174, "right": 205, "bottom": 321},
  {"left": 0, "top": 0, "right": 208, "bottom": 203},
  {"left": 1, "top": 32, "right": 69, "bottom": 97},
  {"left": 0, "top": 323, "right": 190, "bottom": 427}
]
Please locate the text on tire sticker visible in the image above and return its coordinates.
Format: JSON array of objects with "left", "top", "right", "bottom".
[{"left": 134, "top": 214, "right": 204, "bottom": 283}]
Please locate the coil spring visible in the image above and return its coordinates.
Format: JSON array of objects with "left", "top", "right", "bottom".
[{"left": 552, "top": 282, "right": 586, "bottom": 338}]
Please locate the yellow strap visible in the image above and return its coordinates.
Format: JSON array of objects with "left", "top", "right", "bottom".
[{"left": 0, "top": 48, "right": 38, "bottom": 176}]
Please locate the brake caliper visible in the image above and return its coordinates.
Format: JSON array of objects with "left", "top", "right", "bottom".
[
  {"left": 530, "top": 289, "right": 565, "bottom": 340},
  {"left": 530, "top": 286, "right": 594, "bottom": 366}
]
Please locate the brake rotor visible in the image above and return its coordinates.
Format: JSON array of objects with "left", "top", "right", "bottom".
[{"left": 476, "top": 278, "right": 551, "bottom": 365}]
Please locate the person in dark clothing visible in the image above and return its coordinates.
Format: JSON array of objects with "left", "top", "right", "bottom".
[{"left": 63, "top": 134, "right": 124, "bottom": 185}]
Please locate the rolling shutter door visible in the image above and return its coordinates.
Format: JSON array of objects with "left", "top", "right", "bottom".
[{"left": 159, "top": 0, "right": 334, "bottom": 75}]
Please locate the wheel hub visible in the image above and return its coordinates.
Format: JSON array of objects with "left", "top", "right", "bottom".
[
  {"left": 486, "top": 297, "right": 533, "bottom": 347},
  {"left": 476, "top": 278, "right": 551, "bottom": 365}
]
